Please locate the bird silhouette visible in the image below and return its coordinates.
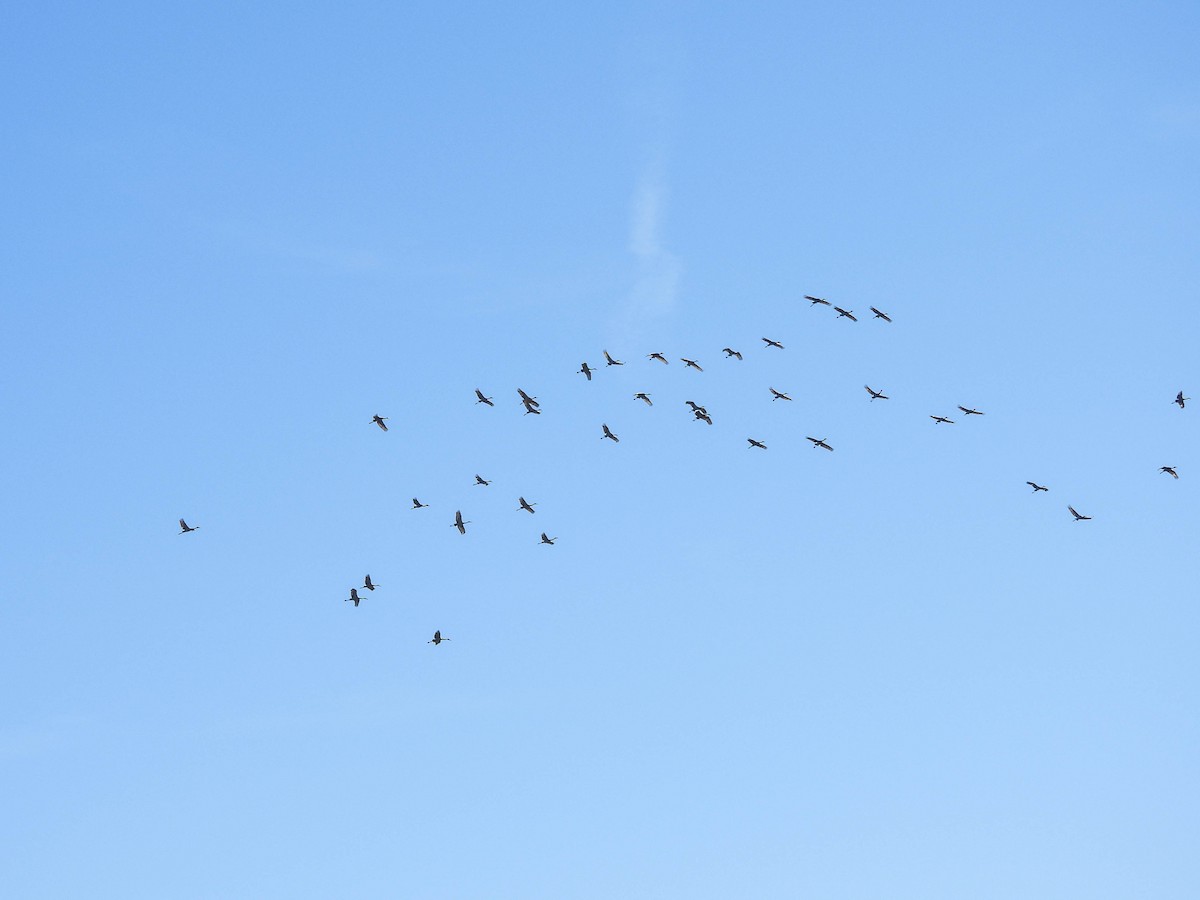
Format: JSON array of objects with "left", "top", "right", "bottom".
[
  {"left": 1068, "top": 506, "right": 1092, "bottom": 521},
  {"left": 865, "top": 385, "right": 889, "bottom": 401},
  {"left": 648, "top": 352, "right": 668, "bottom": 364},
  {"left": 346, "top": 588, "right": 362, "bottom": 607},
  {"left": 412, "top": 498, "right": 430, "bottom": 509},
  {"left": 634, "top": 392, "right": 653, "bottom": 406},
  {"left": 1175, "top": 391, "right": 1189, "bottom": 409},
  {"left": 517, "top": 389, "right": 540, "bottom": 408},
  {"left": 362, "top": 574, "right": 377, "bottom": 591},
  {"left": 539, "top": 533, "right": 557, "bottom": 545},
  {"left": 1161, "top": 466, "right": 1179, "bottom": 479},
  {"left": 370, "top": 415, "right": 389, "bottom": 431},
  {"left": 833, "top": 307, "right": 857, "bottom": 321},
  {"left": 930, "top": 415, "right": 955, "bottom": 424},
  {"left": 428, "top": 630, "right": 450, "bottom": 645},
  {"left": 869, "top": 307, "right": 892, "bottom": 322},
  {"left": 579, "top": 362, "right": 593, "bottom": 381},
  {"left": 681, "top": 357, "right": 703, "bottom": 371},
  {"left": 518, "top": 496, "right": 537, "bottom": 513},
  {"left": 601, "top": 424, "right": 619, "bottom": 443},
  {"left": 474, "top": 389, "right": 494, "bottom": 406},
  {"left": 722, "top": 347, "right": 743, "bottom": 360},
  {"left": 474, "top": 474, "right": 491, "bottom": 486},
  {"left": 805, "top": 295, "right": 831, "bottom": 306},
  {"left": 769, "top": 388, "right": 792, "bottom": 402},
  {"left": 178, "top": 518, "right": 199, "bottom": 534},
  {"left": 957, "top": 406, "right": 985, "bottom": 416},
  {"left": 452, "top": 510, "right": 470, "bottom": 534},
  {"left": 762, "top": 337, "right": 784, "bottom": 349},
  {"left": 604, "top": 350, "right": 624, "bottom": 366},
  {"left": 806, "top": 437, "right": 833, "bottom": 451},
  {"left": 684, "top": 401, "right": 708, "bottom": 416},
  {"left": 747, "top": 438, "right": 768, "bottom": 450},
  {"left": 1026, "top": 482, "right": 1049, "bottom": 492},
  {"left": 522, "top": 400, "right": 541, "bottom": 415},
  {"left": 694, "top": 409, "right": 713, "bottom": 425}
]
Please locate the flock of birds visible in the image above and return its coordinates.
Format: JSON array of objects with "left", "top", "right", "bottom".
[{"left": 177, "top": 297, "right": 1191, "bottom": 645}]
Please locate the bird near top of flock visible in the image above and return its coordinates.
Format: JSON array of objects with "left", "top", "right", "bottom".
[
  {"left": 634, "top": 392, "right": 653, "bottom": 406},
  {"left": 1068, "top": 506, "right": 1092, "bottom": 521},
  {"left": 518, "top": 496, "right": 538, "bottom": 513},
  {"left": 604, "top": 350, "right": 624, "bottom": 366},
  {"left": 362, "top": 574, "right": 378, "bottom": 591},
  {"left": 1026, "top": 482, "right": 1049, "bottom": 492},
  {"left": 833, "top": 307, "right": 857, "bottom": 321},
  {"left": 869, "top": 307, "right": 892, "bottom": 322},
  {"left": 805, "top": 295, "right": 831, "bottom": 306},
  {"left": 681, "top": 357, "right": 703, "bottom": 371},
  {"left": 517, "top": 389, "right": 539, "bottom": 408},
  {"left": 762, "top": 337, "right": 784, "bottom": 349},
  {"left": 370, "top": 415, "right": 389, "bottom": 431},
  {"left": 412, "top": 498, "right": 430, "bottom": 509},
  {"left": 474, "top": 474, "right": 491, "bottom": 486},
  {"left": 747, "top": 438, "right": 768, "bottom": 450},
  {"left": 930, "top": 415, "right": 955, "bottom": 424},
  {"left": 428, "top": 630, "right": 450, "bottom": 645},
  {"left": 806, "top": 437, "right": 834, "bottom": 451},
  {"left": 722, "top": 347, "right": 743, "bottom": 360},
  {"left": 347, "top": 588, "right": 363, "bottom": 607},
  {"left": 539, "top": 533, "right": 557, "bottom": 545},
  {"left": 865, "top": 385, "right": 889, "bottom": 401},
  {"left": 601, "top": 424, "right": 620, "bottom": 443},
  {"left": 178, "top": 518, "right": 199, "bottom": 534},
  {"left": 769, "top": 388, "right": 792, "bottom": 402},
  {"left": 452, "top": 510, "right": 470, "bottom": 534},
  {"left": 648, "top": 352, "right": 668, "bottom": 364},
  {"left": 1175, "top": 391, "right": 1189, "bottom": 409},
  {"left": 1160, "top": 466, "right": 1179, "bottom": 479},
  {"left": 474, "top": 389, "right": 494, "bottom": 406},
  {"left": 579, "top": 362, "right": 594, "bottom": 381},
  {"left": 958, "top": 406, "right": 985, "bottom": 416}
]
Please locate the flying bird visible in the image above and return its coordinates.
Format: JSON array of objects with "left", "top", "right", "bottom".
[
  {"left": 578, "top": 362, "right": 593, "bottom": 381},
  {"left": 1175, "top": 391, "right": 1189, "bottom": 409},
  {"left": 412, "top": 498, "right": 429, "bottom": 509},
  {"left": 762, "top": 337, "right": 784, "bottom": 349},
  {"left": 869, "top": 307, "right": 892, "bottom": 322},
  {"left": 957, "top": 406, "right": 985, "bottom": 416},
  {"left": 452, "top": 510, "right": 470, "bottom": 534},
  {"left": 370, "top": 415, "right": 389, "bottom": 431},
  {"left": 517, "top": 389, "right": 539, "bottom": 408},
  {"left": 769, "top": 387, "right": 792, "bottom": 402},
  {"left": 604, "top": 350, "right": 624, "bottom": 366},
  {"left": 930, "top": 415, "right": 955, "bottom": 424},
  {"left": 428, "top": 630, "right": 450, "bottom": 645},
  {"left": 346, "top": 588, "right": 362, "bottom": 607},
  {"left": 833, "top": 307, "right": 857, "bottom": 321},
  {"left": 648, "top": 352, "right": 668, "bottom": 364},
  {"left": 522, "top": 401, "right": 541, "bottom": 415},
  {"left": 1026, "top": 482, "right": 1049, "bottom": 492},
  {"left": 865, "top": 385, "right": 889, "bottom": 401},
  {"left": 634, "top": 392, "right": 653, "bottom": 406},
  {"left": 694, "top": 410, "right": 713, "bottom": 425},
  {"left": 1161, "top": 466, "right": 1179, "bottom": 479},
  {"left": 178, "top": 518, "right": 199, "bottom": 534},
  {"left": 474, "top": 389, "right": 494, "bottom": 406},
  {"left": 362, "top": 574, "right": 378, "bottom": 591},
  {"left": 474, "top": 474, "right": 491, "bottom": 486},
  {"left": 518, "top": 496, "right": 537, "bottom": 513},
  {"left": 722, "top": 347, "right": 743, "bottom": 360},
  {"left": 601, "top": 424, "right": 619, "bottom": 443},
  {"left": 1068, "top": 506, "right": 1092, "bottom": 521},
  {"left": 539, "top": 533, "right": 557, "bottom": 545},
  {"left": 684, "top": 401, "right": 708, "bottom": 416},
  {"left": 805, "top": 295, "right": 831, "bottom": 306},
  {"left": 747, "top": 438, "right": 768, "bottom": 450},
  {"left": 681, "top": 357, "right": 703, "bottom": 371},
  {"left": 806, "top": 437, "right": 833, "bottom": 451}
]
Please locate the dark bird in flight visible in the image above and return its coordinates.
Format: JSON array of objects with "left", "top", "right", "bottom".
[
  {"left": 1026, "top": 482, "right": 1049, "bottom": 492},
  {"left": 762, "top": 337, "right": 784, "bottom": 349},
  {"left": 362, "top": 574, "right": 378, "bottom": 591},
  {"left": 930, "top": 415, "right": 955, "bottom": 424},
  {"left": 833, "top": 307, "right": 857, "bottom": 321},
  {"left": 474, "top": 474, "right": 491, "bottom": 486},
  {"left": 684, "top": 401, "right": 708, "bottom": 416},
  {"left": 1161, "top": 466, "right": 1179, "bottom": 479},
  {"left": 681, "top": 357, "right": 703, "bottom": 371},
  {"left": 869, "top": 307, "right": 892, "bottom": 322},
  {"left": 604, "top": 350, "right": 624, "bottom": 366},
  {"left": 769, "top": 387, "right": 792, "bottom": 402},
  {"left": 747, "top": 438, "right": 768, "bottom": 450},
  {"left": 579, "top": 362, "right": 593, "bottom": 381},
  {"left": 522, "top": 401, "right": 541, "bottom": 415},
  {"left": 518, "top": 496, "right": 537, "bottom": 513},
  {"left": 1068, "top": 506, "right": 1092, "bottom": 521},
  {"left": 648, "top": 352, "right": 669, "bottom": 364},
  {"left": 694, "top": 409, "right": 713, "bottom": 425},
  {"left": 452, "top": 510, "right": 470, "bottom": 534},
  {"left": 517, "top": 389, "right": 539, "bottom": 408},
  {"left": 1175, "top": 391, "right": 1189, "bottom": 409},
  {"left": 412, "top": 498, "right": 429, "bottom": 509},
  {"left": 806, "top": 437, "right": 834, "bottom": 451},
  {"left": 805, "top": 295, "right": 831, "bottom": 306},
  {"left": 347, "top": 588, "right": 362, "bottom": 607},
  {"left": 722, "top": 347, "right": 743, "bottom": 360},
  {"left": 958, "top": 406, "right": 985, "bottom": 416},
  {"left": 865, "top": 385, "right": 889, "bottom": 401},
  {"left": 428, "top": 630, "right": 450, "bottom": 645},
  {"left": 601, "top": 424, "right": 619, "bottom": 443},
  {"left": 178, "top": 518, "right": 199, "bottom": 534},
  {"left": 370, "top": 415, "right": 389, "bottom": 431},
  {"left": 634, "top": 392, "right": 652, "bottom": 406},
  {"left": 474, "top": 389, "right": 494, "bottom": 406},
  {"left": 539, "top": 533, "right": 557, "bottom": 545}
]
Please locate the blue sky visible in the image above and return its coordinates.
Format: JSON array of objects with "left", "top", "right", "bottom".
[{"left": 3, "top": 2, "right": 1198, "bottom": 897}]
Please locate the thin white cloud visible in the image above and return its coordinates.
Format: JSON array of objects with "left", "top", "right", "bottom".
[{"left": 626, "top": 162, "right": 681, "bottom": 321}]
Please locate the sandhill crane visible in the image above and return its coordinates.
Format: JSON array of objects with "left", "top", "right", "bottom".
[
  {"left": 579, "top": 362, "right": 593, "bottom": 381},
  {"left": 648, "top": 352, "right": 668, "bottom": 364},
  {"left": 685, "top": 401, "right": 709, "bottom": 416},
  {"left": 522, "top": 400, "right": 541, "bottom": 415},
  {"left": 601, "top": 424, "right": 619, "bottom": 442},
  {"left": 517, "top": 389, "right": 539, "bottom": 408},
  {"left": 370, "top": 415, "right": 389, "bottom": 431},
  {"left": 518, "top": 497, "right": 537, "bottom": 513},
  {"left": 833, "top": 307, "right": 857, "bottom": 321},
  {"left": 681, "top": 357, "right": 703, "bottom": 371},
  {"left": 762, "top": 337, "right": 784, "bottom": 349},
  {"left": 634, "top": 392, "right": 653, "bottom": 406},
  {"left": 363, "top": 574, "right": 378, "bottom": 591},
  {"left": 178, "top": 518, "right": 199, "bottom": 534},
  {"left": 604, "top": 350, "right": 624, "bottom": 366},
  {"left": 1161, "top": 466, "right": 1179, "bottom": 479},
  {"left": 346, "top": 588, "right": 362, "bottom": 607},
  {"left": 1026, "top": 482, "right": 1049, "bottom": 492},
  {"left": 474, "top": 474, "right": 491, "bottom": 486},
  {"left": 722, "top": 347, "right": 743, "bottom": 360},
  {"left": 865, "top": 385, "right": 889, "bottom": 401},
  {"left": 1175, "top": 391, "right": 1189, "bottom": 409},
  {"left": 474, "top": 389, "right": 494, "bottom": 406},
  {"left": 747, "top": 438, "right": 767, "bottom": 450},
  {"left": 452, "top": 510, "right": 470, "bottom": 534},
  {"left": 412, "top": 498, "right": 429, "bottom": 509},
  {"left": 805, "top": 295, "right": 831, "bottom": 306},
  {"left": 694, "top": 409, "right": 713, "bottom": 425},
  {"left": 957, "top": 406, "right": 985, "bottom": 416},
  {"left": 806, "top": 437, "right": 833, "bottom": 451},
  {"left": 1068, "top": 506, "right": 1092, "bottom": 521},
  {"left": 539, "top": 532, "right": 557, "bottom": 545},
  {"left": 428, "top": 630, "right": 450, "bottom": 645},
  {"left": 930, "top": 415, "right": 955, "bottom": 424},
  {"left": 869, "top": 307, "right": 892, "bottom": 322},
  {"left": 769, "top": 388, "right": 792, "bottom": 402}
]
